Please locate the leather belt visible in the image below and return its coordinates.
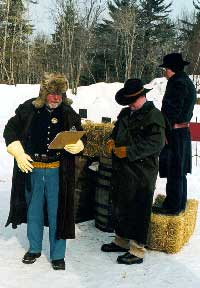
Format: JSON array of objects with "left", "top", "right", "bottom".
[
  {"left": 32, "top": 161, "right": 60, "bottom": 169},
  {"left": 173, "top": 122, "right": 189, "bottom": 129},
  {"left": 31, "top": 153, "right": 60, "bottom": 163}
]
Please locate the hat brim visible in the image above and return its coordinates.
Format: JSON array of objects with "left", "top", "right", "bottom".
[
  {"left": 159, "top": 60, "right": 190, "bottom": 68},
  {"left": 115, "top": 88, "right": 152, "bottom": 106}
]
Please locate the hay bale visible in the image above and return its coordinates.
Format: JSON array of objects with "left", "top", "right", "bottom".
[
  {"left": 148, "top": 195, "right": 198, "bottom": 253},
  {"left": 82, "top": 121, "right": 114, "bottom": 157}
]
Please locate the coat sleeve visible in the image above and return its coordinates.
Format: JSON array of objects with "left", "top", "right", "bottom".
[
  {"left": 126, "top": 121, "right": 165, "bottom": 162},
  {"left": 3, "top": 104, "right": 24, "bottom": 146}
]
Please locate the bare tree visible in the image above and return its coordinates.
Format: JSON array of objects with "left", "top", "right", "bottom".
[
  {"left": 112, "top": 5, "right": 137, "bottom": 79},
  {"left": 0, "top": 0, "right": 10, "bottom": 82},
  {"left": 52, "top": 0, "right": 104, "bottom": 93}
]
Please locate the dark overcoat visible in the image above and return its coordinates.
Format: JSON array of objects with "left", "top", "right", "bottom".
[
  {"left": 159, "top": 71, "right": 197, "bottom": 178},
  {"left": 111, "top": 101, "right": 165, "bottom": 244},
  {"left": 3, "top": 98, "right": 85, "bottom": 239}
]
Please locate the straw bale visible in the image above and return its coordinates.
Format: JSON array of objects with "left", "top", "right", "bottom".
[
  {"left": 82, "top": 121, "right": 114, "bottom": 157},
  {"left": 148, "top": 195, "right": 198, "bottom": 253}
]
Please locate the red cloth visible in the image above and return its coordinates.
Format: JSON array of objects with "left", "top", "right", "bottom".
[{"left": 190, "top": 122, "right": 200, "bottom": 141}]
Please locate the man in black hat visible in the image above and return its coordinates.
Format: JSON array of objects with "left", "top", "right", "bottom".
[
  {"left": 3, "top": 72, "right": 85, "bottom": 270},
  {"left": 101, "top": 79, "right": 165, "bottom": 265},
  {"left": 152, "top": 53, "right": 197, "bottom": 215}
]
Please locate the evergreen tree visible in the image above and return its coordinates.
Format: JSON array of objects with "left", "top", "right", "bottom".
[
  {"left": 187, "top": 0, "right": 200, "bottom": 74},
  {"left": 137, "top": 0, "right": 174, "bottom": 81},
  {"left": 95, "top": 0, "right": 138, "bottom": 82},
  {"left": 176, "top": 1, "right": 200, "bottom": 74},
  {"left": 94, "top": 0, "right": 175, "bottom": 83}
]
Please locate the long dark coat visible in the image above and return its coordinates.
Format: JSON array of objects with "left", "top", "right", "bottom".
[
  {"left": 3, "top": 98, "right": 85, "bottom": 239},
  {"left": 111, "top": 101, "right": 165, "bottom": 245},
  {"left": 159, "top": 71, "right": 197, "bottom": 178}
]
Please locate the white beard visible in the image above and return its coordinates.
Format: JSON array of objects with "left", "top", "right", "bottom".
[{"left": 46, "top": 101, "right": 62, "bottom": 109}]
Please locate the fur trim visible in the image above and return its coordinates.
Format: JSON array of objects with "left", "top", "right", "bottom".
[
  {"left": 63, "top": 97, "right": 73, "bottom": 106},
  {"left": 32, "top": 72, "right": 72, "bottom": 108}
]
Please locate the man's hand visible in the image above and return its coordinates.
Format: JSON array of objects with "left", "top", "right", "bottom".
[
  {"left": 16, "top": 154, "right": 34, "bottom": 173},
  {"left": 113, "top": 146, "right": 127, "bottom": 158},
  {"left": 64, "top": 139, "right": 84, "bottom": 154},
  {"left": 7, "top": 140, "right": 33, "bottom": 173},
  {"left": 106, "top": 139, "right": 115, "bottom": 154}
]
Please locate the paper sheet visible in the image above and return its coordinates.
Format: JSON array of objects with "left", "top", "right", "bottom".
[{"left": 48, "top": 131, "right": 85, "bottom": 149}]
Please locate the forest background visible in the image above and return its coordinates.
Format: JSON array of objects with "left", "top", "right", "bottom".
[{"left": 1, "top": 0, "right": 200, "bottom": 93}]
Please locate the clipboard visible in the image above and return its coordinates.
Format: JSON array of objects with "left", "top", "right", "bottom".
[{"left": 48, "top": 131, "right": 85, "bottom": 149}]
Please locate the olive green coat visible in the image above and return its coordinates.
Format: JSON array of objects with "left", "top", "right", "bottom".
[{"left": 111, "top": 101, "right": 165, "bottom": 244}]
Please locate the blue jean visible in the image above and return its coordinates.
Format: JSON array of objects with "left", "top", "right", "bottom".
[{"left": 25, "top": 167, "right": 66, "bottom": 260}]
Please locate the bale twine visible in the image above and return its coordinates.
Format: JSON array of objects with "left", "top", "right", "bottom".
[{"left": 148, "top": 195, "right": 198, "bottom": 253}]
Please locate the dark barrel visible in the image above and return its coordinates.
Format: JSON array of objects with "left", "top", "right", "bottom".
[
  {"left": 74, "top": 156, "right": 97, "bottom": 223},
  {"left": 94, "top": 156, "right": 114, "bottom": 232}
]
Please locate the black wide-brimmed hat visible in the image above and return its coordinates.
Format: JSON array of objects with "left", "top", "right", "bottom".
[
  {"left": 115, "top": 78, "right": 152, "bottom": 106},
  {"left": 159, "top": 53, "right": 190, "bottom": 70}
]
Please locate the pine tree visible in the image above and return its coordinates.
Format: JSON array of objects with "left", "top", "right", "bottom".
[
  {"left": 187, "top": 0, "right": 200, "bottom": 74},
  {"left": 137, "top": 0, "right": 174, "bottom": 81},
  {"left": 177, "top": 0, "right": 200, "bottom": 74},
  {"left": 94, "top": 0, "right": 175, "bottom": 82},
  {"left": 95, "top": 0, "right": 138, "bottom": 82}
]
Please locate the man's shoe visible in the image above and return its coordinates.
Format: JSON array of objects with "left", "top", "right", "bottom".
[
  {"left": 117, "top": 252, "right": 143, "bottom": 265},
  {"left": 51, "top": 259, "right": 65, "bottom": 270},
  {"left": 101, "top": 242, "right": 129, "bottom": 252},
  {"left": 22, "top": 252, "right": 41, "bottom": 264}
]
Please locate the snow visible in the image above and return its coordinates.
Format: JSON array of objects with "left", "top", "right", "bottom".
[{"left": 0, "top": 80, "right": 200, "bottom": 287}]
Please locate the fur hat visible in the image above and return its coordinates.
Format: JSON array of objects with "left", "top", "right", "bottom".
[
  {"left": 32, "top": 72, "right": 72, "bottom": 108},
  {"left": 115, "top": 78, "right": 152, "bottom": 106}
]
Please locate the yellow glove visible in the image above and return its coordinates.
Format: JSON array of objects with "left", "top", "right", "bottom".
[
  {"left": 106, "top": 139, "right": 115, "bottom": 154},
  {"left": 7, "top": 140, "right": 33, "bottom": 173},
  {"left": 113, "top": 146, "right": 127, "bottom": 158},
  {"left": 64, "top": 139, "right": 84, "bottom": 154}
]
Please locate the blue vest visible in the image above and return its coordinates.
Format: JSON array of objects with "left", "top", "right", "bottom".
[{"left": 26, "top": 105, "right": 63, "bottom": 158}]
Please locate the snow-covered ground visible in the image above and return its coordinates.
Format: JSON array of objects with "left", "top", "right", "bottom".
[{"left": 0, "top": 80, "right": 200, "bottom": 287}]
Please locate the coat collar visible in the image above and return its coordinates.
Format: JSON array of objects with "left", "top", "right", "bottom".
[
  {"left": 119, "top": 101, "right": 155, "bottom": 120},
  {"left": 168, "top": 71, "right": 187, "bottom": 82}
]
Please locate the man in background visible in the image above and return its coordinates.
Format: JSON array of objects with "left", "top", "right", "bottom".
[{"left": 153, "top": 53, "right": 197, "bottom": 215}]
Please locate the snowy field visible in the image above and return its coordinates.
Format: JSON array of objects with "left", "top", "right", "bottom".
[{"left": 0, "top": 80, "right": 200, "bottom": 288}]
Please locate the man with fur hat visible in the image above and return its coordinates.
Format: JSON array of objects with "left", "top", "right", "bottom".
[
  {"left": 3, "top": 72, "right": 85, "bottom": 270},
  {"left": 152, "top": 53, "right": 196, "bottom": 215},
  {"left": 101, "top": 79, "right": 165, "bottom": 265}
]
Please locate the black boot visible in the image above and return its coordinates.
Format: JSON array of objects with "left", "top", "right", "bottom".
[
  {"left": 152, "top": 205, "right": 181, "bottom": 215},
  {"left": 22, "top": 252, "right": 41, "bottom": 264},
  {"left": 117, "top": 252, "right": 143, "bottom": 265},
  {"left": 51, "top": 259, "right": 65, "bottom": 270},
  {"left": 101, "top": 242, "right": 129, "bottom": 252}
]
